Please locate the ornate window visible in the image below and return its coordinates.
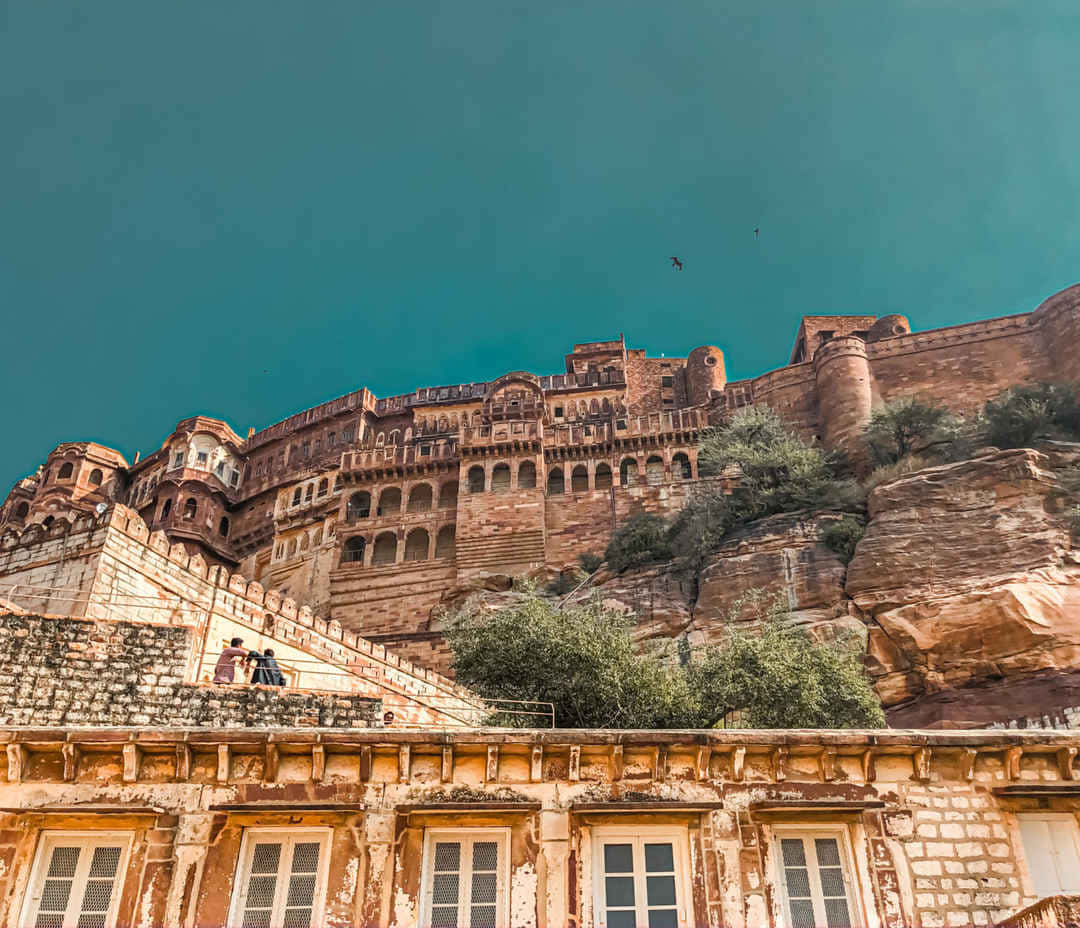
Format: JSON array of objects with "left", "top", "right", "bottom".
[{"left": 58, "top": 462, "right": 74, "bottom": 480}]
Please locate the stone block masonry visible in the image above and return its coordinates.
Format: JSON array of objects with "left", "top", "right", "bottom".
[{"left": 0, "top": 612, "right": 381, "bottom": 728}]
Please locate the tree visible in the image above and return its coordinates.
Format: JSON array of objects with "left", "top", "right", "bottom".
[
  {"left": 604, "top": 513, "right": 673, "bottom": 574},
  {"left": 444, "top": 589, "right": 886, "bottom": 730},
  {"left": 984, "top": 383, "right": 1080, "bottom": 449},
  {"left": 862, "top": 397, "right": 961, "bottom": 466},
  {"left": 444, "top": 592, "right": 694, "bottom": 729},
  {"left": 821, "top": 517, "right": 865, "bottom": 565},
  {"left": 687, "top": 594, "right": 885, "bottom": 729}
]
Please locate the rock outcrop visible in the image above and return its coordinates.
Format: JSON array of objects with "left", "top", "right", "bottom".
[{"left": 429, "top": 443, "right": 1080, "bottom": 728}]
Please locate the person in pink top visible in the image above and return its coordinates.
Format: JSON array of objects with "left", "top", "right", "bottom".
[{"left": 212, "top": 637, "right": 250, "bottom": 683}]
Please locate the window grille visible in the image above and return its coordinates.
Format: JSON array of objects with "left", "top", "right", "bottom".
[
  {"left": 420, "top": 830, "right": 509, "bottom": 928},
  {"left": 20, "top": 832, "right": 131, "bottom": 928},
  {"left": 227, "top": 829, "right": 330, "bottom": 928},
  {"left": 774, "top": 828, "right": 860, "bottom": 928}
]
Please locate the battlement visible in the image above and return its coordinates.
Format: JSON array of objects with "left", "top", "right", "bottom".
[{"left": 0, "top": 504, "right": 482, "bottom": 726}]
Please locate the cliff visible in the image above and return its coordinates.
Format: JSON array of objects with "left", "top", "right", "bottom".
[{"left": 438, "top": 443, "right": 1080, "bottom": 729}]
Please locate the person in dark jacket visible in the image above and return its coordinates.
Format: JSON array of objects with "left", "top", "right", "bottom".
[{"left": 248, "top": 648, "right": 286, "bottom": 687}]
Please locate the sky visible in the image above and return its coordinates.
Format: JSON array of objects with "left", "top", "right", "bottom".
[{"left": 2, "top": 1, "right": 1079, "bottom": 490}]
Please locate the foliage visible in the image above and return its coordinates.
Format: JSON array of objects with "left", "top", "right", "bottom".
[
  {"left": 862, "top": 454, "right": 931, "bottom": 493},
  {"left": 547, "top": 568, "right": 587, "bottom": 597},
  {"left": 1056, "top": 465, "right": 1080, "bottom": 542},
  {"left": 686, "top": 593, "right": 885, "bottom": 729},
  {"left": 668, "top": 408, "right": 864, "bottom": 578},
  {"left": 862, "top": 397, "right": 968, "bottom": 466},
  {"left": 604, "top": 513, "right": 673, "bottom": 574},
  {"left": 578, "top": 551, "right": 604, "bottom": 573},
  {"left": 445, "top": 592, "right": 694, "bottom": 729},
  {"left": 445, "top": 589, "right": 885, "bottom": 730},
  {"left": 984, "top": 383, "right": 1080, "bottom": 449},
  {"left": 821, "top": 517, "right": 865, "bottom": 565}
]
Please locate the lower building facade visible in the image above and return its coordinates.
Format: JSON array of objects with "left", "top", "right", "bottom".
[{"left": 2, "top": 727, "right": 1080, "bottom": 927}]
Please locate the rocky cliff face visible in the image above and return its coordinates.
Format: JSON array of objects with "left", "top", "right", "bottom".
[{"left": 432, "top": 444, "right": 1080, "bottom": 729}]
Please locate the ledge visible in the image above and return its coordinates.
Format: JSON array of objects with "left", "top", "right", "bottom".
[
  {"left": 992, "top": 785, "right": 1080, "bottom": 798},
  {"left": 396, "top": 802, "right": 541, "bottom": 814},
  {"left": 0, "top": 805, "right": 165, "bottom": 815},
  {"left": 570, "top": 801, "right": 723, "bottom": 814},
  {"left": 209, "top": 802, "right": 366, "bottom": 812},
  {"left": 749, "top": 800, "right": 885, "bottom": 813}
]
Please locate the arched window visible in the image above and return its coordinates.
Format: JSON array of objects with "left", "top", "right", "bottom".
[
  {"left": 287, "top": 538, "right": 297, "bottom": 557},
  {"left": 377, "top": 487, "right": 401, "bottom": 516},
  {"left": 300, "top": 533, "right": 310, "bottom": 551},
  {"left": 160, "top": 499, "right": 172, "bottom": 520},
  {"left": 342, "top": 536, "right": 366, "bottom": 564},
  {"left": 467, "top": 466, "right": 485, "bottom": 494},
  {"left": 312, "top": 527, "right": 323, "bottom": 546},
  {"left": 372, "top": 531, "right": 397, "bottom": 566},
  {"left": 571, "top": 465, "right": 589, "bottom": 493},
  {"left": 275, "top": 544, "right": 284, "bottom": 559},
  {"left": 388, "top": 430, "right": 401, "bottom": 446},
  {"left": 491, "top": 463, "right": 511, "bottom": 493},
  {"left": 304, "top": 484, "right": 314, "bottom": 502},
  {"left": 435, "top": 524, "right": 456, "bottom": 559},
  {"left": 183, "top": 498, "right": 197, "bottom": 520},
  {"left": 439, "top": 482, "right": 458, "bottom": 509},
  {"left": 404, "top": 528, "right": 430, "bottom": 561},
  {"left": 620, "top": 458, "right": 639, "bottom": 487},
  {"left": 317, "top": 478, "right": 328, "bottom": 497},
  {"left": 595, "top": 463, "right": 613, "bottom": 490},
  {"left": 547, "top": 467, "right": 564, "bottom": 495},
  {"left": 292, "top": 488, "right": 302, "bottom": 506},
  {"left": 518, "top": 461, "right": 537, "bottom": 489},
  {"left": 58, "top": 462, "right": 74, "bottom": 480},
  {"left": 88, "top": 469, "right": 103, "bottom": 486},
  {"left": 646, "top": 456, "right": 665, "bottom": 485},
  {"left": 219, "top": 516, "right": 229, "bottom": 537},
  {"left": 43, "top": 515, "right": 55, "bottom": 528},
  {"left": 15, "top": 502, "right": 29, "bottom": 519},
  {"left": 672, "top": 452, "right": 692, "bottom": 479},
  {"left": 407, "top": 484, "right": 433, "bottom": 513},
  {"left": 346, "top": 491, "right": 371, "bottom": 521}
]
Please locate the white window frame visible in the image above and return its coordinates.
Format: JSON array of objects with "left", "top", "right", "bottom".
[
  {"left": 19, "top": 830, "right": 133, "bottom": 928},
  {"left": 225, "top": 826, "right": 332, "bottom": 928},
  {"left": 419, "top": 827, "right": 511, "bottom": 928},
  {"left": 590, "top": 824, "right": 694, "bottom": 928},
  {"left": 771, "top": 823, "right": 865, "bottom": 928},
  {"left": 1017, "top": 812, "right": 1080, "bottom": 898}
]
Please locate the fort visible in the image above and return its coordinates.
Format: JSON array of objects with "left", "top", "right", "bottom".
[{"left": 2, "top": 283, "right": 1079, "bottom": 675}]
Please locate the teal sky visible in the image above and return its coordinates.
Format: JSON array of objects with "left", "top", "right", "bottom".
[{"left": 3, "top": 1, "right": 1079, "bottom": 490}]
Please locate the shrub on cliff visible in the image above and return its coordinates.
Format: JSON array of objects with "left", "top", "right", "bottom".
[
  {"left": 984, "top": 383, "right": 1080, "bottom": 448},
  {"left": 605, "top": 513, "right": 673, "bottom": 573},
  {"left": 445, "top": 593, "right": 694, "bottom": 728},
  {"left": 821, "top": 517, "right": 865, "bottom": 565},
  {"left": 686, "top": 593, "right": 885, "bottom": 729},
  {"left": 445, "top": 590, "right": 885, "bottom": 729},
  {"left": 862, "top": 397, "right": 968, "bottom": 466},
  {"left": 668, "top": 408, "right": 863, "bottom": 578}
]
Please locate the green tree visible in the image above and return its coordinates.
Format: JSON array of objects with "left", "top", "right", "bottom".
[
  {"left": 984, "top": 383, "right": 1080, "bottom": 448},
  {"left": 862, "top": 397, "right": 962, "bottom": 466},
  {"left": 688, "top": 594, "right": 885, "bottom": 729},
  {"left": 821, "top": 517, "right": 865, "bottom": 565},
  {"left": 604, "top": 512, "right": 673, "bottom": 574},
  {"left": 445, "top": 590, "right": 885, "bottom": 730},
  {"left": 444, "top": 592, "right": 694, "bottom": 729}
]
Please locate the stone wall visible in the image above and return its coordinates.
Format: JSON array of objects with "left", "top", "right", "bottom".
[
  {"left": 2, "top": 727, "right": 1079, "bottom": 928},
  {"left": 0, "top": 506, "right": 483, "bottom": 726},
  {"left": 0, "top": 612, "right": 380, "bottom": 728}
]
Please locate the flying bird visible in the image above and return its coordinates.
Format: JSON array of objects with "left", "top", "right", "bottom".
[
  {"left": 670, "top": 256, "right": 683, "bottom": 270},
  {"left": 754, "top": 228, "right": 759, "bottom": 239}
]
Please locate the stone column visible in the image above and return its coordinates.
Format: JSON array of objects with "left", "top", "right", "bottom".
[{"left": 540, "top": 810, "right": 570, "bottom": 928}]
